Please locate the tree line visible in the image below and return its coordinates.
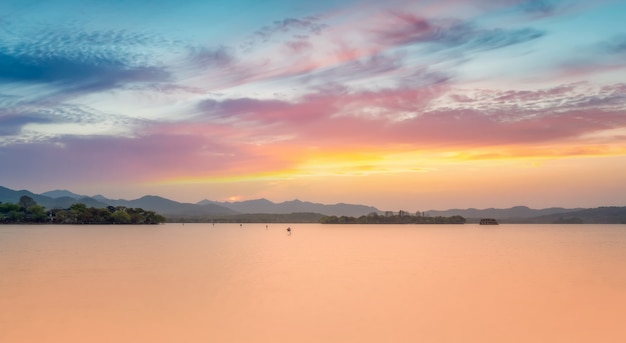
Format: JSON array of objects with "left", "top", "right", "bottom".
[
  {"left": 320, "top": 212, "right": 466, "bottom": 224},
  {"left": 0, "top": 196, "right": 166, "bottom": 224}
]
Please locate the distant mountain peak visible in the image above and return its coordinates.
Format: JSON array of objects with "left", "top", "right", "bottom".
[
  {"left": 2, "top": 186, "right": 380, "bottom": 218},
  {"left": 196, "top": 199, "right": 213, "bottom": 205},
  {"left": 139, "top": 195, "right": 166, "bottom": 200},
  {"left": 40, "top": 189, "right": 86, "bottom": 199}
]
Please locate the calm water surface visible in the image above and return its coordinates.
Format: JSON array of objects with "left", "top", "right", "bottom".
[{"left": 1, "top": 223, "right": 625, "bottom": 343}]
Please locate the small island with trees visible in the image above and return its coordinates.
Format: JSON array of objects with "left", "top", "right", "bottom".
[
  {"left": 320, "top": 211, "right": 466, "bottom": 224},
  {"left": 0, "top": 196, "right": 166, "bottom": 224}
]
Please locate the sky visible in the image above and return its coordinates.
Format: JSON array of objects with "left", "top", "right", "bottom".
[{"left": 1, "top": 0, "right": 625, "bottom": 211}]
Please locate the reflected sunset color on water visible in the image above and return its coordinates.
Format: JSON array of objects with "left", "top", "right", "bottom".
[{"left": 2, "top": 223, "right": 626, "bottom": 343}]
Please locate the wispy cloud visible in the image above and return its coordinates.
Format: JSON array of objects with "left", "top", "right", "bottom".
[
  {"left": 0, "top": 16, "right": 181, "bottom": 102},
  {"left": 2, "top": 0, "right": 626, "bottom": 207},
  {"left": 0, "top": 103, "right": 143, "bottom": 146},
  {"left": 186, "top": 46, "right": 236, "bottom": 69},
  {"left": 373, "top": 12, "right": 544, "bottom": 51},
  {"left": 523, "top": 34, "right": 626, "bottom": 84},
  {"left": 10, "top": 80, "right": 619, "bottom": 184},
  {"left": 240, "top": 15, "right": 328, "bottom": 53},
  {"left": 518, "top": 0, "right": 559, "bottom": 17},
  {"left": 0, "top": 114, "right": 52, "bottom": 136},
  {"left": 194, "top": 81, "right": 626, "bottom": 150},
  {"left": 255, "top": 16, "right": 327, "bottom": 41},
  {"left": 601, "top": 35, "right": 626, "bottom": 55},
  {"left": 0, "top": 19, "right": 178, "bottom": 145}
]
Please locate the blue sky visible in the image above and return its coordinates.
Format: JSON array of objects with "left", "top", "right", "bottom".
[{"left": 1, "top": 0, "right": 625, "bottom": 210}]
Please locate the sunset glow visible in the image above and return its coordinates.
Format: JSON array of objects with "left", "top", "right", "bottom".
[{"left": 1, "top": 0, "right": 625, "bottom": 210}]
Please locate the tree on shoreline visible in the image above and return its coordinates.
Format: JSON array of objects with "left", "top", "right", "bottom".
[
  {"left": 0, "top": 198, "right": 165, "bottom": 224},
  {"left": 320, "top": 213, "right": 466, "bottom": 224}
]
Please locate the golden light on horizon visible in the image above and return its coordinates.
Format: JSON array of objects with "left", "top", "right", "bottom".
[{"left": 151, "top": 140, "right": 626, "bottom": 188}]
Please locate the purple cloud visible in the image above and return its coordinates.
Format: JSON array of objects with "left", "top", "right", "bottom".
[
  {"left": 284, "top": 40, "right": 313, "bottom": 54},
  {"left": 240, "top": 15, "right": 328, "bottom": 52},
  {"left": 255, "top": 16, "right": 327, "bottom": 41},
  {"left": 519, "top": 0, "right": 558, "bottom": 16},
  {"left": 0, "top": 114, "right": 51, "bottom": 136},
  {"left": 187, "top": 46, "right": 235, "bottom": 68},
  {"left": 373, "top": 12, "right": 544, "bottom": 51},
  {"left": 300, "top": 52, "right": 408, "bottom": 86},
  {"left": 195, "top": 81, "right": 626, "bottom": 150}
]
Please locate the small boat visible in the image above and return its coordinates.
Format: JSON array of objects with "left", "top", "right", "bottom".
[{"left": 479, "top": 218, "right": 499, "bottom": 225}]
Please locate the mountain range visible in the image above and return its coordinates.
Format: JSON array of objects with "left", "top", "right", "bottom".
[
  {"left": 2, "top": 186, "right": 624, "bottom": 223},
  {"left": 425, "top": 206, "right": 583, "bottom": 220},
  {"left": 0, "top": 186, "right": 378, "bottom": 218}
]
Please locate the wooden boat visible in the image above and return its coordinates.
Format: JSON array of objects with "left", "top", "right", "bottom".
[{"left": 479, "top": 218, "right": 499, "bottom": 225}]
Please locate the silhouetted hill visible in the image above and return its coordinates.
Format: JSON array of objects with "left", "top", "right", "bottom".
[
  {"left": 4, "top": 186, "right": 377, "bottom": 218},
  {"left": 3, "top": 185, "right": 624, "bottom": 223},
  {"left": 425, "top": 206, "right": 581, "bottom": 220},
  {"left": 40, "top": 190, "right": 86, "bottom": 199},
  {"left": 198, "top": 198, "right": 380, "bottom": 217},
  {"left": 99, "top": 195, "right": 238, "bottom": 216},
  {"left": 1, "top": 186, "right": 236, "bottom": 217},
  {"left": 426, "top": 205, "right": 626, "bottom": 224},
  {"left": 526, "top": 206, "right": 626, "bottom": 224},
  {"left": 1, "top": 186, "right": 45, "bottom": 204},
  {"left": 0, "top": 186, "right": 103, "bottom": 209},
  {"left": 198, "top": 198, "right": 275, "bottom": 213},
  {"left": 47, "top": 196, "right": 110, "bottom": 209}
]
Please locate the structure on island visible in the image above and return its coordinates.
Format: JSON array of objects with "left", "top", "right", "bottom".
[{"left": 479, "top": 218, "right": 499, "bottom": 225}]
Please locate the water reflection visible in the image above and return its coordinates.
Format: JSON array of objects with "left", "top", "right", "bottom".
[{"left": 1, "top": 224, "right": 625, "bottom": 342}]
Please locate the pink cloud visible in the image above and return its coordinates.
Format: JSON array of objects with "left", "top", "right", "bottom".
[
  {"left": 195, "top": 81, "right": 626, "bottom": 151},
  {"left": 284, "top": 39, "right": 313, "bottom": 54},
  {"left": 185, "top": 2, "right": 546, "bottom": 96},
  {"left": 3, "top": 81, "right": 625, "bottom": 191}
]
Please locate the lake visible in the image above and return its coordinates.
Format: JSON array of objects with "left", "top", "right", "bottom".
[{"left": 1, "top": 223, "right": 625, "bottom": 343}]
